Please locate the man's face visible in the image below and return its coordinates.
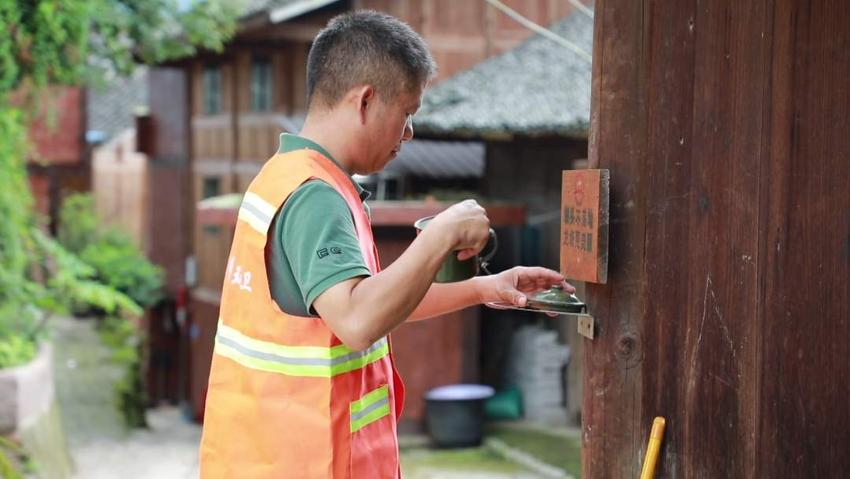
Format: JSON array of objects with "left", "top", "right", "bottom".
[{"left": 360, "top": 85, "right": 423, "bottom": 175}]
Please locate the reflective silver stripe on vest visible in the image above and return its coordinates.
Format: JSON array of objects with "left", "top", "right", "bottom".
[
  {"left": 238, "top": 192, "right": 276, "bottom": 235},
  {"left": 350, "top": 396, "right": 389, "bottom": 423},
  {"left": 216, "top": 334, "right": 388, "bottom": 368},
  {"left": 241, "top": 201, "right": 272, "bottom": 224},
  {"left": 349, "top": 384, "right": 391, "bottom": 432},
  {"left": 214, "top": 320, "right": 390, "bottom": 377}
]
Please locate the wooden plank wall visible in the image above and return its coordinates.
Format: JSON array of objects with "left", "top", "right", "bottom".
[
  {"left": 91, "top": 130, "right": 148, "bottom": 248},
  {"left": 584, "top": 0, "right": 850, "bottom": 477},
  {"left": 759, "top": 1, "right": 850, "bottom": 475},
  {"left": 147, "top": 67, "right": 191, "bottom": 292}
]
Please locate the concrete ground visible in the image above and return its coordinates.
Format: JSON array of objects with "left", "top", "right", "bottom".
[
  {"left": 52, "top": 316, "right": 201, "bottom": 479},
  {"left": 70, "top": 407, "right": 201, "bottom": 479},
  {"left": 51, "top": 315, "right": 559, "bottom": 479}
]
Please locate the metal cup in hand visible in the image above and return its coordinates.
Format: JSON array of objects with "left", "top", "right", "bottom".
[{"left": 414, "top": 216, "right": 498, "bottom": 283}]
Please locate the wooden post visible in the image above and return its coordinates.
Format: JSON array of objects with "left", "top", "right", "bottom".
[{"left": 584, "top": 1, "right": 850, "bottom": 477}]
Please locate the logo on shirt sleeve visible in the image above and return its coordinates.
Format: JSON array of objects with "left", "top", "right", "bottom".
[{"left": 317, "top": 247, "right": 344, "bottom": 259}]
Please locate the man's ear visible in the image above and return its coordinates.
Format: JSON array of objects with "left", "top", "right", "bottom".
[{"left": 354, "top": 85, "right": 375, "bottom": 124}]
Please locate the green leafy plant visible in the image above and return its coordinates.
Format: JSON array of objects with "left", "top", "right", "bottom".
[
  {"left": 0, "top": 435, "right": 31, "bottom": 479},
  {"left": 56, "top": 193, "right": 98, "bottom": 255},
  {"left": 0, "top": 225, "right": 144, "bottom": 369},
  {"left": 0, "top": 106, "right": 39, "bottom": 369},
  {"left": 58, "top": 193, "right": 165, "bottom": 309},
  {"left": 2, "top": 0, "right": 239, "bottom": 95},
  {"left": 80, "top": 230, "right": 165, "bottom": 308},
  {"left": 33, "top": 227, "right": 143, "bottom": 318},
  {"left": 1, "top": 0, "right": 235, "bottom": 365},
  {"left": 0, "top": 0, "right": 237, "bottom": 434},
  {"left": 0, "top": 336, "right": 36, "bottom": 371},
  {"left": 97, "top": 316, "right": 147, "bottom": 428}
]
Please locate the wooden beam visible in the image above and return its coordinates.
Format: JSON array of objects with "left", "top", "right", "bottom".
[{"left": 369, "top": 201, "right": 526, "bottom": 227}]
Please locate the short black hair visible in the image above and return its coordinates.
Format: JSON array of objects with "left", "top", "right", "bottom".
[{"left": 306, "top": 10, "right": 436, "bottom": 109}]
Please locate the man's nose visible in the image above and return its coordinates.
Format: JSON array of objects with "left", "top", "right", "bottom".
[{"left": 402, "top": 117, "right": 414, "bottom": 142}]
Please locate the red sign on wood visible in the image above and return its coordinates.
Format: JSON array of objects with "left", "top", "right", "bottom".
[{"left": 561, "top": 169, "right": 609, "bottom": 283}]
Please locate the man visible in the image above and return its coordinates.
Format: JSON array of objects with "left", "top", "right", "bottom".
[{"left": 199, "top": 10, "right": 574, "bottom": 478}]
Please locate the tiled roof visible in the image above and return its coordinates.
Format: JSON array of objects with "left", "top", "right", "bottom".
[
  {"left": 385, "top": 139, "right": 484, "bottom": 179},
  {"left": 274, "top": 115, "right": 485, "bottom": 179},
  {"left": 414, "top": 7, "right": 593, "bottom": 140},
  {"left": 86, "top": 67, "right": 149, "bottom": 143}
]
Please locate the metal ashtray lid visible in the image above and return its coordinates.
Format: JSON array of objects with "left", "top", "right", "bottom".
[{"left": 526, "top": 286, "right": 587, "bottom": 314}]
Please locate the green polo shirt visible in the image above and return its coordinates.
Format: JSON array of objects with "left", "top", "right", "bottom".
[{"left": 268, "top": 133, "right": 371, "bottom": 317}]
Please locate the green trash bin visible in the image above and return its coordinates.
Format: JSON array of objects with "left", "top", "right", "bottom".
[{"left": 484, "top": 387, "right": 523, "bottom": 421}]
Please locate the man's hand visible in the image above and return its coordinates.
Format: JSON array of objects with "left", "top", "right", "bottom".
[
  {"left": 427, "top": 199, "right": 490, "bottom": 261},
  {"left": 406, "top": 266, "right": 575, "bottom": 322},
  {"left": 478, "top": 266, "right": 575, "bottom": 308}
]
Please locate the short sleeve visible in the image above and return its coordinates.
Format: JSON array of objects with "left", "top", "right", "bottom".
[{"left": 275, "top": 180, "right": 371, "bottom": 314}]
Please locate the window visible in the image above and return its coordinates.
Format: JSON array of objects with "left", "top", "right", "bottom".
[
  {"left": 203, "top": 66, "right": 222, "bottom": 114},
  {"left": 250, "top": 56, "right": 272, "bottom": 112},
  {"left": 202, "top": 177, "right": 221, "bottom": 199}
]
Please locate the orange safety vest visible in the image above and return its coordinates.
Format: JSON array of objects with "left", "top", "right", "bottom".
[{"left": 199, "top": 150, "right": 405, "bottom": 478}]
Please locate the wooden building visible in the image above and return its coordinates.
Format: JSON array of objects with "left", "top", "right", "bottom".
[
  {"left": 181, "top": 0, "right": 582, "bottom": 211},
  {"left": 87, "top": 68, "right": 151, "bottom": 248},
  {"left": 25, "top": 87, "right": 89, "bottom": 231},
  {"left": 584, "top": 0, "right": 850, "bottom": 476}
]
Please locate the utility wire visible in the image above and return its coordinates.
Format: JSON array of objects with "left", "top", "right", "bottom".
[
  {"left": 565, "top": 0, "right": 594, "bottom": 19},
  {"left": 483, "top": 0, "right": 592, "bottom": 62}
]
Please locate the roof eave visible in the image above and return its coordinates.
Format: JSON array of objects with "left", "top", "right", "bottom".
[
  {"left": 269, "top": 0, "right": 341, "bottom": 23},
  {"left": 414, "top": 125, "right": 589, "bottom": 142}
]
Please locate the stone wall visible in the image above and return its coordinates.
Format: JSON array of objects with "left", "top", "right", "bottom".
[{"left": 0, "top": 343, "right": 54, "bottom": 434}]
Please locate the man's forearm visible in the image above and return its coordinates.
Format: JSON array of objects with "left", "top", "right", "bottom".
[
  {"left": 406, "top": 277, "right": 488, "bottom": 321},
  {"left": 341, "top": 226, "right": 455, "bottom": 346},
  {"left": 313, "top": 200, "right": 494, "bottom": 351}
]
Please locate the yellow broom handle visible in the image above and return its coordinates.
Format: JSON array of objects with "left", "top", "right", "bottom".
[{"left": 639, "top": 417, "right": 666, "bottom": 479}]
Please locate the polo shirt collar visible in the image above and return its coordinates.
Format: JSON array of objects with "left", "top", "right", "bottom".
[{"left": 278, "top": 133, "right": 370, "bottom": 201}]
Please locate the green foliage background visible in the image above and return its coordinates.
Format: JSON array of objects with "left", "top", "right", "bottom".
[
  {"left": 58, "top": 194, "right": 165, "bottom": 310},
  {"left": 0, "top": 0, "right": 237, "bottom": 365},
  {"left": 0, "top": 3, "right": 237, "bottom": 473}
]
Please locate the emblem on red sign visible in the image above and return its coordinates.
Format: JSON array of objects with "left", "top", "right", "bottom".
[{"left": 574, "top": 179, "right": 585, "bottom": 206}]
